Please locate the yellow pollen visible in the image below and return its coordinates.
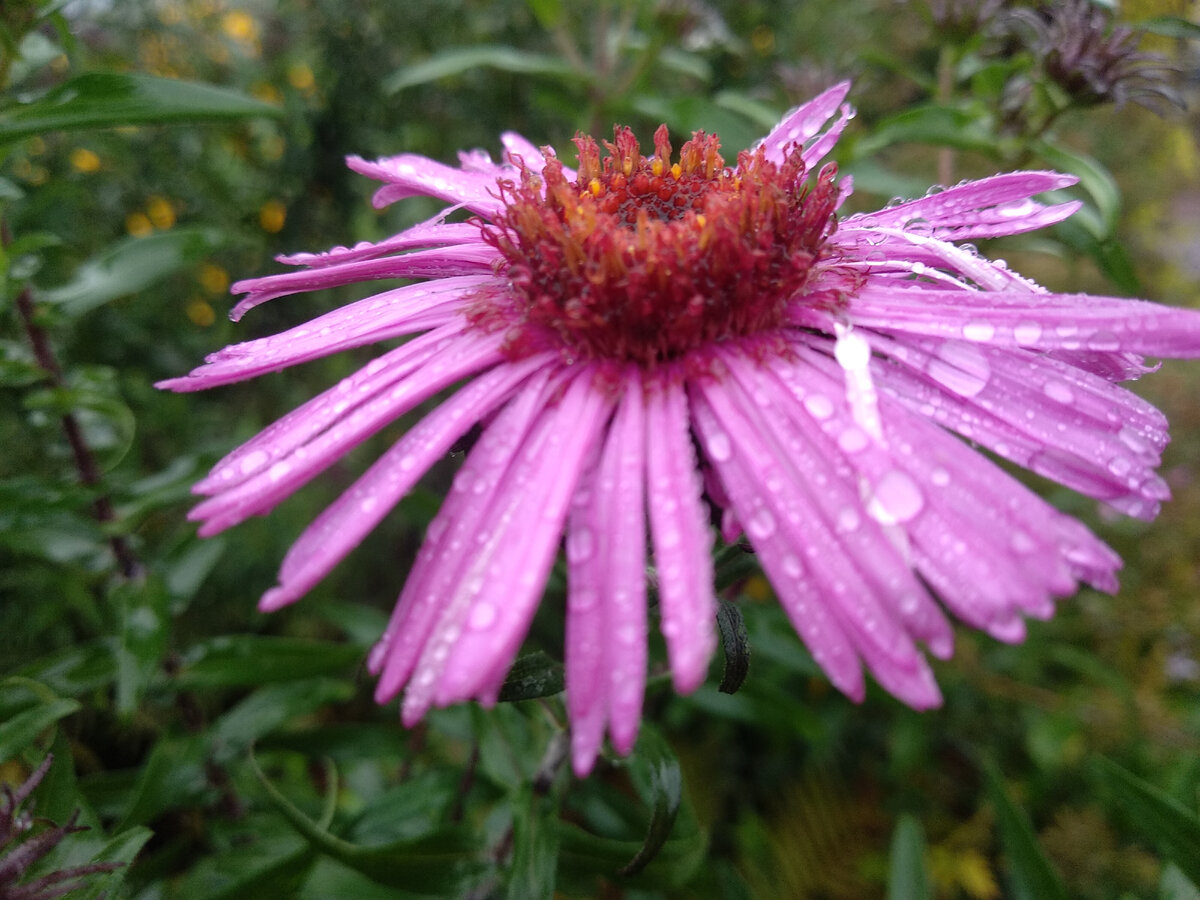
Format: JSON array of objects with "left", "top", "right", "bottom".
[
  {"left": 622, "top": 158, "right": 633, "bottom": 176},
  {"left": 696, "top": 214, "right": 707, "bottom": 227},
  {"left": 670, "top": 163, "right": 682, "bottom": 179},
  {"left": 651, "top": 158, "right": 664, "bottom": 177},
  {"left": 588, "top": 178, "right": 602, "bottom": 197}
]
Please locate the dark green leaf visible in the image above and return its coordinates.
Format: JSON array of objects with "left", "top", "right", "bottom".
[
  {"left": 383, "top": 46, "right": 581, "bottom": 94},
  {"left": 498, "top": 650, "right": 564, "bottom": 702},
  {"left": 619, "top": 728, "right": 684, "bottom": 877},
  {"left": 113, "top": 577, "right": 170, "bottom": 716},
  {"left": 1035, "top": 141, "right": 1121, "bottom": 233},
  {"left": 985, "top": 765, "right": 1067, "bottom": 900},
  {"left": 248, "top": 749, "right": 489, "bottom": 893},
  {"left": 716, "top": 599, "right": 750, "bottom": 694},
  {"left": 1137, "top": 16, "right": 1200, "bottom": 40},
  {"left": 0, "top": 73, "right": 282, "bottom": 144},
  {"left": 0, "top": 695, "right": 80, "bottom": 761},
  {"left": 853, "top": 104, "right": 1001, "bottom": 158},
  {"left": 117, "top": 736, "right": 210, "bottom": 829},
  {"left": 1099, "top": 757, "right": 1200, "bottom": 887},
  {"left": 174, "top": 635, "right": 362, "bottom": 689},
  {"left": 887, "top": 814, "right": 932, "bottom": 900},
  {"left": 507, "top": 785, "right": 562, "bottom": 900},
  {"left": 39, "top": 227, "right": 226, "bottom": 316},
  {"left": 210, "top": 679, "right": 355, "bottom": 763}
]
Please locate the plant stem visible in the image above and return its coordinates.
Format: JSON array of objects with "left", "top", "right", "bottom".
[{"left": 4, "top": 219, "right": 142, "bottom": 579}]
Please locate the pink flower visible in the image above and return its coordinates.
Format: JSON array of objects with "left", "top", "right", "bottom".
[{"left": 161, "top": 83, "right": 1200, "bottom": 775}]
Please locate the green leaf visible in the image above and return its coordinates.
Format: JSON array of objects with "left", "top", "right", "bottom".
[
  {"left": 507, "top": 785, "right": 562, "bottom": 900},
  {"left": 113, "top": 577, "right": 170, "bottom": 716},
  {"left": 1161, "top": 863, "right": 1200, "bottom": 900},
  {"left": 716, "top": 599, "right": 750, "bottom": 694},
  {"left": 383, "top": 46, "right": 581, "bottom": 94},
  {"left": 619, "top": 728, "right": 684, "bottom": 877},
  {"left": 117, "top": 735, "right": 210, "bottom": 829},
  {"left": 174, "top": 635, "right": 362, "bottom": 689},
  {"left": 985, "top": 765, "right": 1067, "bottom": 900},
  {"left": 248, "top": 749, "right": 489, "bottom": 893},
  {"left": 525, "top": 0, "right": 565, "bottom": 28},
  {"left": 1099, "top": 757, "right": 1200, "bottom": 887},
  {"left": 498, "top": 650, "right": 565, "bottom": 702},
  {"left": 853, "top": 104, "right": 1001, "bottom": 158},
  {"left": 887, "top": 815, "right": 933, "bottom": 900},
  {"left": 38, "top": 227, "right": 226, "bottom": 317},
  {"left": 1034, "top": 140, "right": 1121, "bottom": 234},
  {"left": 0, "top": 695, "right": 80, "bottom": 761},
  {"left": 0, "top": 72, "right": 282, "bottom": 144},
  {"left": 210, "top": 679, "right": 355, "bottom": 763},
  {"left": 1137, "top": 16, "right": 1200, "bottom": 40}
]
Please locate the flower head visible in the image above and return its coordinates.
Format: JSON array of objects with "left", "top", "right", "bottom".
[{"left": 162, "top": 83, "right": 1200, "bottom": 775}]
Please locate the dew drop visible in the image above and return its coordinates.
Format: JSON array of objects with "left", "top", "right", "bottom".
[
  {"left": 926, "top": 342, "right": 990, "bottom": 397},
  {"left": 1042, "top": 380, "right": 1074, "bottom": 404},
  {"left": 870, "top": 470, "right": 924, "bottom": 524},
  {"left": 930, "top": 467, "right": 951, "bottom": 487},
  {"left": 747, "top": 507, "right": 777, "bottom": 539},
  {"left": 268, "top": 461, "right": 292, "bottom": 482},
  {"left": 804, "top": 394, "right": 834, "bottom": 420},
  {"left": 468, "top": 602, "right": 496, "bottom": 630},
  {"left": 1107, "top": 455, "right": 1132, "bottom": 477},
  {"left": 1013, "top": 321, "right": 1042, "bottom": 345},
  {"left": 360, "top": 496, "right": 378, "bottom": 514},
  {"left": 705, "top": 430, "right": 732, "bottom": 462},
  {"left": 836, "top": 506, "right": 861, "bottom": 532},
  {"left": 962, "top": 320, "right": 996, "bottom": 342},
  {"left": 566, "top": 526, "right": 595, "bottom": 563},
  {"left": 239, "top": 449, "right": 269, "bottom": 475},
  {"left": 782, "top": 554, "right": 803, "bottom": 578},
  {"left": 838, "top": 427, "right": 869, "bottom": 454}
]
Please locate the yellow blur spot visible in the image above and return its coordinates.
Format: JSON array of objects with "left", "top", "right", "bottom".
[
  {"left": 70, "top": 148, "right": 102, "bottom": 173},
  {"left": 27, "top": 136, "right": 46, "bottom": 156},
  {"left": 158, "top": 2, "right": 184, "bottom": 25},
  {"left": 251, "top": 82, "right": 284, "bottom": 106},
  {"left": 259, "top": 199, "right": 286, "bottom": 233},
  {"left": 50, "top": 54, "right": 68, "bottom": 74},
  {"left": 287, "top": 62, "right": 315, "bottom": 91},
  {"left": 146, "top": 195, "right": 176, "bottom": 230},
  {"left": 670, "top": 163, "right": 681, "bottom": 179},
  {"left": 187, "top": 299, "right": 217, "bottom": 327},
  {"left": 751, "top": 25, "right": 775, "bottom": 54},
  {"left": 126, "top": 212, "right": 154, "bottom": 237},
  {"left": 744, "top": 574, "right": 771, "bottom": 602},
  {"left": 588, "top": 178, "right": 602, "bottom": 197},
  {"left": 260, "top": 133, "right": 286, "bottom": 161},
  {"left": 222, "top": 10, "right": 258, "bottom": 42},
  {"left": 198, "top": 263, "right": 230, "bottom": 294}
]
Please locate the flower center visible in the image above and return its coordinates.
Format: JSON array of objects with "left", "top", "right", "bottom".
[{"left": 472, "top": 124, "right": 841, "bottom": 366}]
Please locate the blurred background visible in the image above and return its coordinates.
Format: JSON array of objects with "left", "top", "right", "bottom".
[{"left": 3, "top": 0, "right": 1200, "bottom": 896}]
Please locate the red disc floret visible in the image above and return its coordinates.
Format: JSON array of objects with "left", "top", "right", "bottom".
[{"left": 472, "top": 125, "right": 841, "bottom": 366}]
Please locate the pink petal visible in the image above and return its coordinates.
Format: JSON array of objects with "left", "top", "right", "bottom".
[
  {"left": 645, "top": 371, "right": 717, "bottom": 693},
  {"left": 371, "top": 371, "right": 557, "bottom": 699},
  {"left": 157, "top": 277, "right": 489, "bottom": 391},
  {"left": 347, "top": 153, "right": 508, "bottom": 215},
  {"left": 416, "top": 370, "right": 614, "bottom": 713},
  {"left": 844, "top": 172, "right": 1081, "bottom": 240},
  {"left": 230, "top": 245, "right": 500, "bottom": 319},
  {"left": 259, "top": 352, "right": 555, "bottom": 611},
  {"left": 276, "top": 220, "right": 481, "bottom": 269},
  {"left": 188, "top": 330, "right": 506, "bottom": 536},
  {"left": 565, "top": 366, "right": 647, "bottom": 774},
  {"left": 756, "top": 81, "right": 853, "bottom": 166}
]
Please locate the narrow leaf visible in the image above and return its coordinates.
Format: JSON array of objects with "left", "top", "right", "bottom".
[
  {"left": 1099, "top": 757, "right": 1200, "bottom": 887},
  {"left": 383, "top": 46, "right": 580, "bottom": 94},
  {"left": 0, "top": 698, "right": 81, "bottom": 761},
  {"left": 985, "top": 765, "right": 1067, "bottom": 900},
  {"left": 0, "top": 73, "right": 282, "bottom": 144},
  {"left": 887, "top": 814, "right": 933, "bottom": 900},
  {"left": 620, "top": 729, "right": 684, "bottom": 877},
  {"left": 39, "top": 227, "right": 226, "bottom": 317}
]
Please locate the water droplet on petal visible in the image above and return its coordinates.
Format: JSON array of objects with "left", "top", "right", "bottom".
[
  {"left": 962, "top": 320, "right": 996, "bottom": 342},
  {"left": 869, "top": 470, "right": 924, "bottom": 524},
  {"left": 567, "top": 527, "right": 595, "bottom": 563},
  {"left": 930, "top": 467, "right": 950, "bottom": 487},
  {"left": 836, "top": 506, "right": 861, "bottom": 532},
  {"left": 705, "top": 430, "right": 732, "bottom": 462},
  {"left": 1042, "top": 380, "right": 1074, "bottom": 404},
  {"left": 747, "top": 507, "right": 777, "bottom": 539},
  {"left": 239, "top": 449, "right": 269, "bottom": 475},
  {"left": 782, "top": 554, "right": 803, "bottom": 578},
  {"left": 468, "top": 602, "right": 496, "bottom": 630},
  {"left": 838, "top": 427, "right": 869, "bottom": 454},
  {"left": 804, "top": 394, "right": 834, "bottom": 420},
  {"left": 1107, "top": 455, "right": 1132, "bottom": 477},
  {"left": 927, "top": 342, "right": 990, "bottom": 397},
  {"left": 1013, "top": 321, "right": 1042, "bottom": 346}
]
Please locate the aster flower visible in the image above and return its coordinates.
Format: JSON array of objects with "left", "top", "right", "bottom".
[{"left": 162, "top": 82, "right": 1200, "bottom": 775}]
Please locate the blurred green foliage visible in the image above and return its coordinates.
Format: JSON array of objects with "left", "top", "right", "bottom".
[{"left": 3, "top": 0, "right": 1200, "bottom": 897}]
